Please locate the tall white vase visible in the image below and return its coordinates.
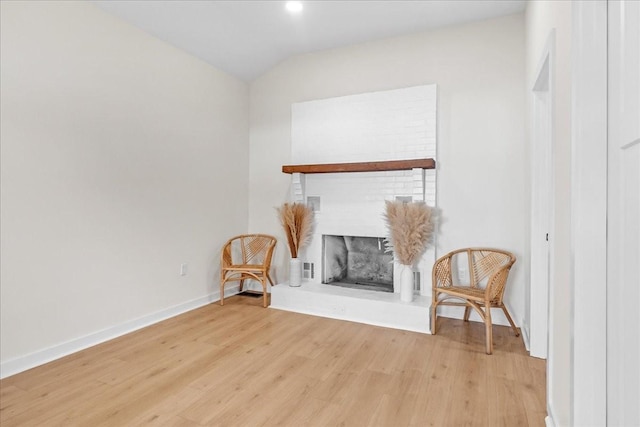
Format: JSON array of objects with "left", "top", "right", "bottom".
[
  {"left": 289, "top": 257, "right": 302, "bottom": 287},
  {"left": 399, "top": 264, "right": 414, "bottom": 302}
]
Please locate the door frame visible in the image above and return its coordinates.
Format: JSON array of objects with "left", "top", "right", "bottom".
[
  {"left": 570, "top": 1, "right": 608, "bottom": 425},
  {"left": 529, "top": 30, "right": 555, "bottom": 360}
]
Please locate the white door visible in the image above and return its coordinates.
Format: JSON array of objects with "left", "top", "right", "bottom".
[{"left": 607, "top": 1, "right": 640, "bottom": 425}]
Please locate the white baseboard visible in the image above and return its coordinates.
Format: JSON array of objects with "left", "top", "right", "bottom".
[
  {"left": 546, "top": 402, "right": 558, "bottom": 427},
  {"left": 0, "top": 285, "right": 240, "bottom": 379},
  {"left": 521, "top": 323, "right": 531, "bottom": 351}
]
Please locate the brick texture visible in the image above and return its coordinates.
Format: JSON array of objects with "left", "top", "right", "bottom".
[{"left": 290, "top": 85, "right": 437, "bottom": 294}]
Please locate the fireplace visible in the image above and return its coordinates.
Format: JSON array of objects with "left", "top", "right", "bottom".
[
  {"left": 323, "top": 235, "right": 393, "bottom": 292},
  {"left": 270, "top": 85, "right": 437, "bottom": 334}
]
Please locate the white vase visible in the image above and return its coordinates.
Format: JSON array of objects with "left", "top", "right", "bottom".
[
  {"left": 289, "top": 257, "right": 302, "bottom": 287},
  {"left": 399, "top": 264, "right": 414, "bottom": 302}
]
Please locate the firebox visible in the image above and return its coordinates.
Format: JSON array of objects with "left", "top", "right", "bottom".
[{"left": 322, "top": 234, "right": 393, "bottom": 292}]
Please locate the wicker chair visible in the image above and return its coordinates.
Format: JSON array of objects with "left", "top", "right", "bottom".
[
  {"left": 220, "top": 234, "right": 277, "bottom": 308},
  {"left": 431, "top": 248, "right": 519, "bottom": 354}
]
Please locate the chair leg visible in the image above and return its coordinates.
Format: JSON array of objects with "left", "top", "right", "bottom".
[
  {"left": 266, "top": 271, "right": 275, "bottom": 287},
  {"left": 220, "top": 276, "right": 226, "bottom": 306},
  {"left": 431, "top": 291, "right": 438, "bottom": 334},
  {"left": 261, "top": 279, "right": 268, "bottom": 308},
  {"left": 484, "top": 303, "right": 493, "bottom": 355},
  {"left": 501, "top": 304, "right": 520, "bottom": 337},
  {"left": 463, "top": 306, "right": 471, "bottom": 322}
]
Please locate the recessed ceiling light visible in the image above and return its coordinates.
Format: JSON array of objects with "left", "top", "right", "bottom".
[{"left": 285, "top": 1, "right": 303, "bottom": 14}]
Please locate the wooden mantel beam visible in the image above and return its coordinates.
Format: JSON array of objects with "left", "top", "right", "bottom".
[{"left": 282, "top": 158, "right": 435, "bottom": 174}]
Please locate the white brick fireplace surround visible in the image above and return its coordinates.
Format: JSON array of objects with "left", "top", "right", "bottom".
[{"left": 270, "top": 85, "right": 437, "bottom": 334}]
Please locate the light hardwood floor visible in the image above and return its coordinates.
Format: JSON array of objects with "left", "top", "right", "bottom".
[{"left": 0, "top": 295, "right": 546, "bottom": 426}]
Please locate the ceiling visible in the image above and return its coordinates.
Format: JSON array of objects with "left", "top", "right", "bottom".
[{"left": 92, "top": 0, "right": 526, "bottom": 82}]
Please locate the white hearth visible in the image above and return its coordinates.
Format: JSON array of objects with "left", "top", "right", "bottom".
[
  {"left": 270, "top": 282, "right": 431, "bottom": 334},
  {"left": 272, "top": 85, "right": 438, "bottom": 334}
]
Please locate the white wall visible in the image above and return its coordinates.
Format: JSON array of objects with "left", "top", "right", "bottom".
[
  {"left": 249, "top": 15, "right": 526, "bottom": 325},
  {"left": 525, "top": 1, "right": 573, "bottom": 426},
  {"left": 0, "top": 1, "right": 249, "bottom": 373}
]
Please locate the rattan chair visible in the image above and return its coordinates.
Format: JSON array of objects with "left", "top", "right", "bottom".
[
  {"left": 220, "top": 234, "right": 277, "bottom": 308},
  {"left": 431, "top": 248, "right": 519, "bottom": 354}
]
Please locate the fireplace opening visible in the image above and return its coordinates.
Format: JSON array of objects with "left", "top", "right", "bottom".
[{"left": 322, "top": 235, "right": 393, "bottom": 292}]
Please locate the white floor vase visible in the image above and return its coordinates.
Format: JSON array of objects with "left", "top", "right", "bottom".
[
  {"left": 399, "top": 264, "right": 414, "bottom": 302},
  {"left": 289, "top": 257, "right": 302, "bottom": 287}
]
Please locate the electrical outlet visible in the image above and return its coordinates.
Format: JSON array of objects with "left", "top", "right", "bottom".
[{"left": 180, "top": 263, "right": 188, "bottom": 276}]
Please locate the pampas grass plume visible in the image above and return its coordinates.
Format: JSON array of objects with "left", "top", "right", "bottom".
[
  {"left": 277, "top": 202, "right": 313, "bottom": 258},
  {"left": 384, "top": 200, "right": 435, "bottom": 265}
]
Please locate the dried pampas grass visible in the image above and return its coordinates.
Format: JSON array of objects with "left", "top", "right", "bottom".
[
  {"left": 277, "top": 202, "right": 314, "bottom": 258},
  {"left": 384, "top": 200, "right": 435, "bottom": 266}
]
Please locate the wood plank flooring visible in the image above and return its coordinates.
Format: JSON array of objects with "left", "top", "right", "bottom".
[{"left": 0, "top": 295, "right": 546, "bottom": 426}]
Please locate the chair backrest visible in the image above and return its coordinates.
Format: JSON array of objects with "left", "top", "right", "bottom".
[
  {"left": 433, "top": 248, "right": 516, "bottom": 302},
  {"left": 222, "top": 234, "right": 277, "bottom": 268}
]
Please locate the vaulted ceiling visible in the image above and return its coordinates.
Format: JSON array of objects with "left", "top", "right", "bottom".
[{"left": 93, "top": 0, "right": 526, "bottom": 82}]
